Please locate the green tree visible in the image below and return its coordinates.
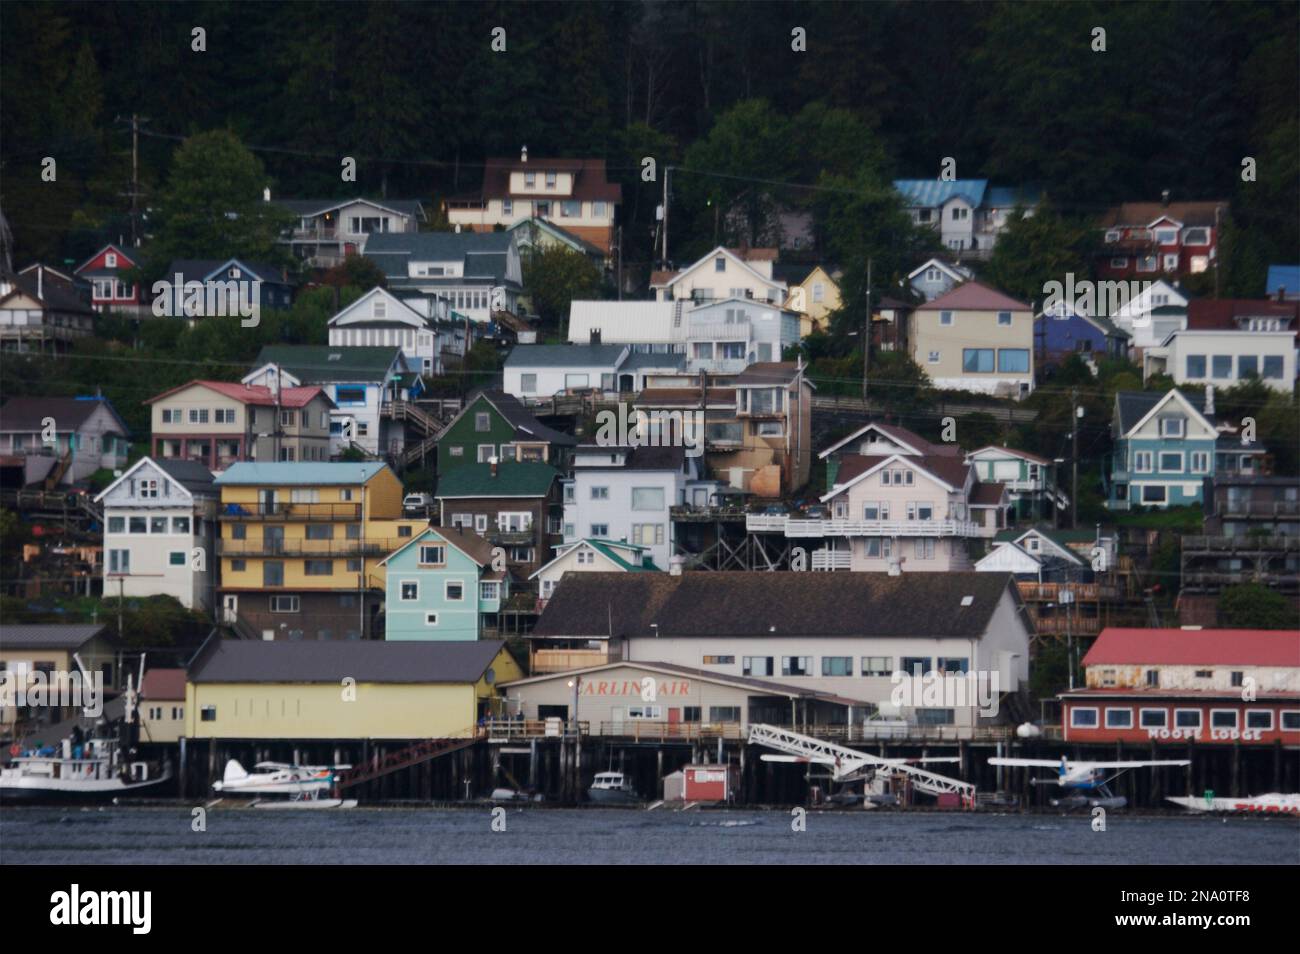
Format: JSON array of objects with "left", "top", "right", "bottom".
[
  {"left": 1217, "top": 584, "right": 1296, "bottom": 629},
  {"left": 984, "top": 203, "right": 1097, "bottom": 305},
  {"left": 321, "top": 254, "right": 386, "bottom": 292},
  {"left": 522, "top": 246, "right": 603, "bottom": 338}
]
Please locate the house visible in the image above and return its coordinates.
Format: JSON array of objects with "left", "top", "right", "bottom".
[
  {"left": 0, "top": 624, "right": 119, "bottom": 730},
  {"left": 912, "top": 282, "right": 1034, "bottom": 397},
  {"left": 1266, "top": 265, "right": 1300, "bottom": 301},
  {"left": 965, "top": 445, "right": 1063, "bottom": 521},
  {"left": 981, "top": 527, "right": 1105, "bottom": 579},
  {"left": 503, "top": 342, "right": 629, "bottom": 401},
  {"left": 1142, "top": 329, "right": 1296, "bottom": 392},
  {"left": 271, "top": 196, "right": 426, "bottom": 267},
  {"left": 139, "top": 668, "right": 187, "bottom": 744},
  {"left": 0, "top": 268, "right": 96, "bottom": 353},
  {"left": 1106, "top": 389, "right": 1220, "bottom": 510},
  {"left": 0, "top": 395, "right": 130, "bottom": 487},
  {"left": 1097, "top": 198, "right": 1227, "bottom": 279},
  {"left": 1036, "top": 302, "right": 1130, "bottom": 369},
  {"left": 894, "top": 180, "right": 1039, "bottom": 257},
  {"left": 145, "top": 379, "right": 334, "bottom": 470},
  {"left": 73, "top": 243, "right": 145, "bottom": 314},
  {"left": 327, "top": 286, "right": 463, "bottom": 377},
  {"left": 364, "top": 231, "right": 523, "bottom": 321},
  {"left": 1059, "top": 627, "right": 1300, "bottom": 746},
  {"left": 561, "top": 444, "right": 714, "bottom": 571},
  {"left": 185, "top": 638, "right": 523, "bottom": 740},
  {"left": 244, "top": 345, "right": 420, "bottom": 457},
  {"left": 783, "top": 265, "right": 842, "bottom": 336},
  {"left": 650, "top": 247, "right": 787, "bottom": 305},
  {"left": 873, "top": 296, "right": 915, "bottom": 354},
  {"left": 907, "top": 258, "right": 974, "bottom": 302},
  {"left": 445, "top": 151, "right": 621, "bottom": 255},
  {"left": 528, "top": 570, "right": 1032, "bottom": 734},
  {"left": 214, "top": 462, "right": 427, "bottom": 641},
  {"left": 161, "top": 259, "right": 294, "bottom": 314},
  {"left": 436, "top": 389, "right": 576, "bottom": 475},
  {"left": 1106, "top": 279, "right": 1190, "bottom": 358},
  {"left": 434, "top": 460, "right": 562, "bottom": 578},
  {"left": 378, "top": 527, "right": 508, "bottom": 641},
  {"left": 567, "top": 300, "right": 680, "bottom": 351},
  {"left": 95, "top": 457, "right": 218, "bottom": 611},
  {"left": 531, "top": 538, "right": 659, "bottom": 608},
  {"left": 507, "top": 216, "right": 607, "bottom": 267},
  {"left": 752, "top": 423, "right": 1006, "bottom": 571}
]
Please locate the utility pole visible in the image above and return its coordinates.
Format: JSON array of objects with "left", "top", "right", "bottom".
[
  {"left": 116, "top": 114, "right": 149, "bottom": 247},
  {"left": 660, "top": 166, "right": 672, "bottom": 268},
  {"left": 1071, "top": 389, "right": 1080, "bottom": 529},
  {"left": 616, "top": 225, "right": 623, "bottom": 301},
  {"left": 862, "top": 258, "right": 872, "bottom": 403}
]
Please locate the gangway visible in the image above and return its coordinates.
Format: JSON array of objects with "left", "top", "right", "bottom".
[{"left": 747, "top": 724, "right": 975, "bottom": 801}]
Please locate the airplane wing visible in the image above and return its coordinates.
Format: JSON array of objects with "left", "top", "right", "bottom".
[
  {"left": 1065, "top": 760, "right": 1191, "bottom": 770},
  {"left": 988, "top": 758, "right": 1063, "bottom": 768},
  {"left": 253, "top": 761, "right": 293, "bottom": 770}
]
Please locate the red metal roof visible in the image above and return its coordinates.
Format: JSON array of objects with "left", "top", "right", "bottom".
[
  {"left": 146, "top": 379, "right": 329, "bottom": 408},
  {"left": 1083, "top": 628, "right": 1300, "bottom": 668},
  {"left": 916, "top": 280, "right": 1030, "bottom": 312},
  {"left": 141, "top": 667, "right": 187, "bottom": 700}
]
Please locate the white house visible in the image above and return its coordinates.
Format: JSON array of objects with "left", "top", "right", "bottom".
[
  {"left": 684, "top": 298, "right": 800, "bottom": 371},
  {"left": 650, "top": 247, "right": 787, "bottom": 305},
  {"left": 328, "top": 287, "right": 461, "bottom": 376},
  {"left": 364, "top": 231, "right": 523, "bottom": 322},
  {"left": 1143, "top": 329, "right": 1297, "bottom": 393},
  {"left": 503, "top": 343, "right": 629, "bottom": 401},
  {"left": 907, "top": 258, "right": 974, "bottom": 302},
  {"left": 1106, "top": 279, "right": 1189, "bottom": 356},
  {"left": 272, "top": 196, "right": 426, "bottom": 267},
  {"left": 95, "top": 458, "right": 217, "bottom": 611},
  {"left": 530, "top": 538, "right": 659, "bottom": 604}
]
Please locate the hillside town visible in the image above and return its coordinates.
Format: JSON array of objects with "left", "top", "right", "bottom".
[{"left": 0, "top": 3, "right": 1297, "bottom": 845}]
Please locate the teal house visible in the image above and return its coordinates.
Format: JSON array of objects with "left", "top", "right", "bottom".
[
  {"left": 1106, "top": 389, "right": 1219, "bottom": 511},
  {"left": 379, "top": 527, "right": 507, "bottom": 640}
]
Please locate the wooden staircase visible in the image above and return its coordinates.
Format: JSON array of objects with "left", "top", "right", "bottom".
[{"left": 332, "top": 731, "right": 482, "bottom": 792}]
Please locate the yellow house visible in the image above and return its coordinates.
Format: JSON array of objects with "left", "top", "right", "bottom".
[
  {"left": 0, "top": 624, "right": 119, "bottom": 729},
  {"left": 911, "top": 281, "right": 1035, "bottom": 398},
  {"left": 786, "top": 265, "right": 842, "bottom": 337},
  {"left": 185, "top": 638, "right": 523, "bottom": 740},
  {"left": 139, "top": 667, "right": 187, "bottom": 744},
  {"left": 214, "top": 462, "right": 427, "bottom": 640}
]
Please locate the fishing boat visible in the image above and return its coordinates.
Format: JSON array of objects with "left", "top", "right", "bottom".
[
  {"left": 1167, "top": 792, "right": 1300, "bottom": 815},
  {"left": 587, "top": 771, "right": 641, "bottom": 805}
]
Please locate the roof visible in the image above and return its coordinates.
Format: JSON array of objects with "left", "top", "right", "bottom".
[
  {"left": 1098, "top": 200, "right": 1227, "bottom": 229},
  {"left": 966, "top": 444, "right": 1051, "bottom": 466},
  {"left": 732, "top": 362, "right": 804, "bottom": 386},
  {"left": 531, "top": 539, "right": 658, "bottom": 578},
  {"left": 381, "top": 525, "right": 497, "bottom": 567},
  {"left": 907, "top": 258, "right": 974, "bottom": 282},
  {"left": 460, "top": 157, "right": 621, "bottom": 204},
  {"left": 364, "top": 232, "right": 518, "bottom": 287},
  {"left": 916, "top": 281, "right": 1030, "bottom": 312},
  {"left": 984, "top": 185, "right": 1041, "bottom": 208},
  {"left": 272, "top": 197, "right": 425, "bottom": 219},
  {"left": 503, "top": 343, "right": 626, "bottom": 368},
  {"left": 468, "top": 389, "right": 577, "bottom": 446},
  {"left": 190, "top": 638, "right": 509, "bottom": 684},
  {"left": 215, "top": 462, "right": 394, "bottom": 486},
  {"left": 0, "top": 396, "right": 129, "bottom": 435},
  {"left": 146, "top": 379, "right": 329, "bottom": 409},
  {"left": 969, "top": 481, "right": 1007, "bottom": 506},
  {"left": 164, "top": 258, "right": 289, "bottom": 285},
  {"left": 894, "top": 179, "right": 988, "bottom": 209},
  {"left": 994, "top": 526, "right": 1099, "bottom": 550},
  {"left": 1186, "top": 298, "right": 1298, "bottom": 330},
  {"left": 155, "top": 459, "right": 217, "bottom": 494},
  {"left": 501, "top": 659, "right": 849, "bottom": 701},
  {"left": 636, "top": 387, "right": 736, "bottom": 407},
  {"left": 141, "top": 668, "right": 187, "bottom": 700},
  {"left": 532, "top": 572, "right": 1019, "bottom": 639},
  {"left": 1082, "top": 628, "right": 1300, "bottom": 668},
  {"left": 435, "top": 461, "right": 559, "bottom": 498},
  {"left": 574, "top": 443, "right": 686, "bottom": 471},
  {"left": 6, "top": 270, "right": 95, "bottom": 314},
  {"left": 0, "top": 623, "right": 110, "bottom": 650},
  {"left": 619, "top": 352, "right": 687, "bottom": 372},
  {"left": 1266, "top": 265, "right": 1299, "bottom": 297},
  {"left": 567, "top": 300, "right": 680, "bottom": 344},
  {"left": 830, "top": 453, "right": 970, "bottom": 493},
  {"left": 252, "top": 345, "right": 403, "bottom": 383},
  {"left": 1114, "top": 389, "right": 1212, "bottom": 435},
  {"left": 819, "top": 422, "right": 957, "bottom": 460},
  {"left": 508, "top": 217, "right": 605, "bottom": 257}
]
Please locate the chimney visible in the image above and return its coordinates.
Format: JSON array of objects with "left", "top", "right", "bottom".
[
  {"left": 263, "top": 187, "right": 271, "bottom": 203},
  {"left": 521, "top": 145, "right": 528, "bottom": 164},
  {"left": 1160, "top": 189, "right": 1170, "bottom": 207},
  {"left": 37, "top": 265, "right": 42, "bottom": 300},
  {"left": 1204, "top": 384, "right": 1215, "bottom": 417},
  {"left": 590, "top": 328, "right": 602, "bottom": 345}
]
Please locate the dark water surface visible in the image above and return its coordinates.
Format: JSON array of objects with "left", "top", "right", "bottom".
[{"left": 2, "top": 806, "right": 1297, "bottom": 865}]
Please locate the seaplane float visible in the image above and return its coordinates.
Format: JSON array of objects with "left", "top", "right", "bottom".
[
  {"left": 213, "top": 759, "right": 357, "bottom": 809},
  {"left": 989, "top": 754, "right": 1190, "bottom": 810}
]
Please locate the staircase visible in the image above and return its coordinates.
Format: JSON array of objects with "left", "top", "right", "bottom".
[
  {"left": 333, "top": 732, "right": 482, "bottom": 791},
  {"left": 384, "top": 399, "right": 452, "bottom": 471},
  {"left": 43, "top": 452, "right": 73, "bottom": 490}
]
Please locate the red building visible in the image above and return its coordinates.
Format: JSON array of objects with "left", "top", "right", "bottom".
[
  {"left": 74, "top": 243, "right": 145, "bottom": 314},
  {"left": 1096, "top": 199, "right": 1226, "bottom": 281},
  {"left": 1060, "top": 627, "right": 1300, "bottom": 746}
]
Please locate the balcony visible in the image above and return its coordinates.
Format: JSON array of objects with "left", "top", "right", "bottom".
[
  {"left": 810, "top": 548, "right": 851, "bottom": 570},
  {"left": 488, "top": 528, "right": 536, "bottom": 546},
  {"left": 688, "top": 317, "right": 752, "bottom": 340},
  {"left": 746, "top": 514, "right": 979, "bottom": 538},
  {"left": 1181, "top": 535, "right": 1300, "bottom": 554},
  {"left": 1017, "top": 582, "right": 1122, "bottom": 602},
  {"left": 1217, "top": 500, "right": 1300, "bottom": 519},
  {"left": 221, "top": 502, "right": 362, "bottom": 521},
  {"left": 289, "top": 225, "right": 339, "bottom": 241},
  {"left": 530, "top": 647, "right": 617, "bottom": 674},
  {"left": 217, "top": 537, "right": 411, "bottom": 558}
]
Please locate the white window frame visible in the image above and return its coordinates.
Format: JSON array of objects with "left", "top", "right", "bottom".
[
  {"left": 1069, "top": 707, "right": 1099, "bottom": 729},
  {"left": 399, "top": 580, "right": 420, "bottom": 602},
  {"left": 1105, "top": 708, "right": 1133, "bottom": 729},
  {"left": 445, "top": 580, "right": 465, "bottom": 602}
]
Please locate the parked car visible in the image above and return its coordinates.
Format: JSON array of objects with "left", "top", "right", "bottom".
[
  {"left": 760, "top": 502, "right": 788, "bottom": 516},
  {"left": 802, "top": 504, "right": 829, "bottom": 519},
  {"left": 403, "top": 493, "right": 433, "bottom": 513}
]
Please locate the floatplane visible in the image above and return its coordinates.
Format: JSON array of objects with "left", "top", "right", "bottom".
[
  {"left": 213, "top": 759, "right": 357, "bottom": 809},
  {"left": 988, "top": 754, "right": 1190, "bottom": 809}
]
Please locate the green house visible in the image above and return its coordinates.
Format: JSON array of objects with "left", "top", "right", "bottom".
[
  {"left": 437, "top": 390, "right": 575, "bottom": 475},
  {"left": 379, "top": 527, "right": 508, "bottom": 641}
]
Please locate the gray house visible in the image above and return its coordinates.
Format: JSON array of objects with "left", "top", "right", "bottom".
[
  {"left": 0, "top": 396, "right": 130, "bottom": 486},
  {"left": 365, "top": 231, "right": 523, "bottom": 322},
  {"left": 907, "top": 258, "right": 975, "bottom": 302}
]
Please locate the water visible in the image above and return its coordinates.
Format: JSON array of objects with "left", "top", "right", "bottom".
[{"left": 2, "top": 807, "right": 1298, "bottom": 865}]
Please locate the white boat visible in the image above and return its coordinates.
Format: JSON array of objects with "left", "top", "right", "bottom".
[
  {"left": 1167, "top": 792, "right": 1300, "bottom": 815},
  {"left": 0, "top": 732, "right": 171, "bottom": 802},
  {"left": 213, "top": 759, "right": 348, "bottom": 799},
  {"left": 588, "top": 771, "right": 641, "bottom": 805}
]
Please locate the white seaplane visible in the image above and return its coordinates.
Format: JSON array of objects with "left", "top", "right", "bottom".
[
  {"left": 213, "top": 759, "right": 357, "bottom": 809},
  {"left": 1167, "top": 791, "right": 1300, "bottom": 815},
  {"left": 989, "top": 754, "right": 1190, "bottom": 809}
]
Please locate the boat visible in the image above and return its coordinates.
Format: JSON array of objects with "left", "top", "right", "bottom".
[
  {"left": 1167, "top": 792, "right": 1300, "bottom": 815},
  {"left": 212, "top": 759, "right": 349, "bottom": 802},
  {"left": 587, "top": 771, "right": 641, "bottom": 805}
]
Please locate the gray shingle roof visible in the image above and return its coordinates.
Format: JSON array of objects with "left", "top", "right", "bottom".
[
  {"left": 364, "top": 232, "right": 517, "bottom": 285},
  {"left": 189, "top": 638, "right": 509, "bottom": 684},
  {"left": 156, "top": 459, "right": 217, "bottom": 495},
  {"left": 475, "top": 389, "right": 577, "bottom": 446},
  {"left": 504, "top": 343, "right": 626, "bottom": 368},
  {"left": 0, "top": 396, "right": 129, "bottom": 436},
  {"left": 0, "top": 624, "right": 111, "bottom": 650},
  {"left": 273, "top": 198, "right": 425, "bottom": 218},
  {"left": 252, "top": 345, "right": 404, "bottom": 383}
]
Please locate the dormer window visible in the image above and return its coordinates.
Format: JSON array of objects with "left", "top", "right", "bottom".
[
  {"left": 229, "top": 267, "right": 241, "bottom": 279},
  {"left": 106, "top": 253, "right": 117, "bottom": 268},
  {"left": 1104, "top": 230, "right": 1121, "bottom": 243},
  {"left": 1159, "top": 417, "right": 1185, "bottom": 438}
]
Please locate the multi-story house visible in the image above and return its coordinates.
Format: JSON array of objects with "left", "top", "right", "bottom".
[
  {"left": 162, "top": 259, "right": 294, "bottom": 313},
  {"left": 907, "top": 258, "right": 974, "bottom": 302},
  {"left": 503, "top": 342, "right": 629, "bottom": 401},
  {"left": 445, "top": 151, "right": 621, "bottom": 255},
  {"left": 1106, "top": 389, "right": 1219, "bottom": 510},
  {"left": 650, "top": 247, "right": 787, "bottom": 305},
  {"left": 73, "top": 244, "right": 145, "bottom": 314},
  {"left": 561, "top": 444, "right": 715, "bottom": 571},
  {"left": 0, "top": 395, "right": 130, "bottom": 487},
  {"left": 434, "top": 460, "right": 562, "bottom": 579},
  {"left": 244, "top": 345, "right": 421, "bottom": 458},
  {"left": 1142, "top": 329, "right": 1297, "bottom": 393},
  {"left": 912, "top": 282, "right": 1034, "bottom": 397},
  {"left": 1096, "top": 198, "right": 1226, "bottom": 280},
  {"left": 751, "top": 422, "right": 1003, "bottom": 571},
  {"left": 271, "top": 196, "right": 426, "bottom": 267},
  {"left": 894, "top": 180, "right": 1039, "bottom": 258},
  {"left": 436, "top": 389, "right": 575, "bottom": 475},
  {"left": 531, "top": 538, "right": 658, "bottom": 610},
  {"left": 0, "top": 624, "right": 119, "bottom": 731},
  {"left": 327, "top": 286, "right": 464, "bottom": 377},
  {"left": 528, "top": 570, "right": 1032, "bottom": 736},
  {"left": 507, "top": 216, "right": 607, "bottom": 268},
  {"left": 145, "top": 379, "right": 333, "bottom": 470},
  {"left": 214, "top": 462, "right": 426, "bottom": 641},
  {"left": 1060, "top": 627, "right": 1300, "bottom": 747},
  {"left": 965, "top": 445, "right": 1063, "bottom": 521},
  {"left": 364, "top": 231, "right": 523, "bottom": 321},
  {"left": 95, "top": 458, "right": 217, "bottom": 611},
  {"left": 0, "top": 268, "right": 96, "bottom": 353},
  {"left": 782, "top": 265, "right": 842, "bottom": 337},
  {"left": 378, "top": 526, "right": 507, "bottom": 641}
]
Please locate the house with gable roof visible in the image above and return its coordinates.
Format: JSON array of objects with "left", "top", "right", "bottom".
[
  {"left": 1097, "top": 198, "right": 1227, "bottom": 280},
  {"left": 907, "top": 258, "right": 974, "bottom": 303},
  {"left": 327, "top": 286, "right": 466, "bottom": 377},
  {"left": 911, "top": 281, "right": 1035, "bottom": 397},
  {"left": 0, "top": 395, "right": 130, "bottom": 486},
  {"left": 1106, "top": 389, "right": 1220, "bottom": 510},
  {"left": 364, "top": 231, "right": 523, "bottom": 321},
  {"left": 271, "top": 196, "right": 426, "bottom": 267},
  {"left": 531, "top": 538, "right": 659, "bottom": 608},
  {"left": 436, "top": 388, "right": 576, "bottom": 475},
  {"left": 965, "top": 444, "right": 1065, "bottom": 521},
  {"left": 894, "top": 180, "right": 1039, "bottom": 258},
  {"left": 73, "top": 243, "right": 145, "bottom": 314},
  {"left": 379, "top": 526, "right": 508, "bottom": 641},
  {"left": 161, "top": 258, "right": 294, "bottom": 313},
  {"left": 650, "top": 246, "right": 787, "bottom": 306}
]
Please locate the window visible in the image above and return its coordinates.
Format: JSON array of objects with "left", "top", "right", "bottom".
[
  {"left": 1155, "top": 228, "right": 1178, "bottom": 245},
  {"left": 1070, "top": 708, "right": 1099, "bottom": 728},
  {"left": 862, "top": 537, "right": 892, "bottom": 559},
  {"left": 1142, "top": 485, "right": 1167, "bottom": 503},
  {"left": 1159, "top": 452, "right": 1183, "bottom": 472},
  {"left": 1183, "top": 227, "right": 1209, "bottom": 244},
  {"left": 916, "top": 709, "right": 955, "bottom": 726},
  {"left": 626, "top": 705, "right": 662, "bottom": 720},
  {"left": 822, "top": 656, "right": 853, "bottom": 676},
  {"left": 1133, "top": 451, "right": 1153, "bottom": 473},
  {"left": 743, "top": 656, "right": 773, "bottom": 677},
  {"left": 1190, "top": 452, "right": 1209, "bottom": 473},
  {"left": 632, "top": 524, "right": 663, "bottom": 546},
  {"left": 997, "top": 311, "right": 1011, "bottom": 326},
  {"left": 168, "top": 551, "right": 186, "bottom": 567},
  {"left": 1185, "top": 354, "right": 1206, "bottom": 378},
  {"left": 263, "top": 562, "right": 285, "bottom": 586},
  {"left": 862, "top": 502, "right": 890, "bottom": 520},
  {"left": 425, "top": 613, "right": 439, "bottom": 626},
  {"left": 1263, "top": 355, "right": 1284, "bottom": 379},
  {"left": 445, "top": 581, "right": 464, "bottom": 601},
  {"left": 201, "top": 705, "right": 217, "bottom": 722},
  {"left": 939, "top": 311, "right": 953, "bottom": 326},
  {"left": 1283, "top": 711, "right": 1300, "bottom": 731},
  {"left": 861, "top": 656, "right": 892, "bottom": 677},
  {"left": 997, "top": 349, "right": 1029, "bottom": 373},
  {"left": 962, "top": 348, "right": 994, "bottom": 373},
  {"left": 590, "top": 486, "right": 610, "bottom": 500},
  {"left": 1210, "top": 710, "right": 1238, "bottom": 730},
  {"left": 1211, "top": 355, "right": 1232, "bottom": 379},
  {"left": 419, "top": 545, "right": 446, "bottom": 565},
  {"left": 520, "top": 374, "right": 537, "bottom": 394},
  {"left": 545, "top": 171, "right": 557, "bottom": 189},
  {"left": 1146, "top": 670, "right": 1159, "bottom": 687},
  {"left": 714, "top": 256, "right": 726, "bottom": 272},
  {"left": 708, "top": 706, "right": 741, "bottom": 723},
  {"left": 927, "top": 350, "right": 940, "bottom": 364},
  {"left": 1175, "top": 709, "right": 1202, "bottom": 729},
  {"left": 1140, "top": 709, "right": 1167, "bottom": 728},
  {"left": 1238, "top": 355, "right": 1258, "bottom": 379},
  {"left": 914, "top": 539, "right": 935, "bottom": 560},
  {"left": 590, "top": 523, "right": 608, "bottom": 537},
  {"left": 782, "top": 656, "right": 811, "bottom": 677},
  {"left": 477, "top": 445, "right": 496, "bottom": 463},
  {"left": 270, "top": 595, "right": 299, "bottom": 613},
  {"left": 900, "top": 657, "right": 931, "bottom": 677},
  {"left": 564, "top": 373, "right": 589, "bottom": 389},
  {"left": 108, "top": 549, "right": 130, "bottom": 573},
  {"left": 1110, "top": 257, "right": 1129, "bottom": 268},
  {"left": 502, "top": 199, "right": 513, "bottom": 216},
  {"left": 1245, "top": 710, "right": 1273, "bottom": 731},
  {"left": 400, "top": 581, "right": 419, "bottom": 601},
  {"left": 702, "top": 655, "right": 734, "bottom": 665},
  {"left": 561, "top": 200, "right": 580, "bottom": 217},
  {"left": 937, "top": 657, "right": 969, "bottom": 674}
]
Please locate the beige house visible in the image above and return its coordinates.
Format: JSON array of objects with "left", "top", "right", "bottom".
[
  {"left": 139, "top": 668, "right": 186, "bottom": 744},
  {"left": 651, "top": 247, "right": 787, "bottom": 305},
  {"left": 145, "top": 379, "right": 334, "bottom": 471},
  {"left": 0, "top": 624, "right": 119, "bottom": 730},
  {"left": 786, "top": 266, "right": 842, "bottom": 337},
  {"left": 912, "top": 282, "right": 1034, "bottom": 397}
]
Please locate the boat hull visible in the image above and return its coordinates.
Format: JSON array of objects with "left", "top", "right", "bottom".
[
  {"left": 588, "top": 787, "right": 642, "bottom": 805},
  {"left": 0, "top": 772, "right": 172, "bottom": 804}
]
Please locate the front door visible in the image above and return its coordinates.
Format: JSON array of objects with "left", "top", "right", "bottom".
[
  {"left": 222, "top": 594, "right": 238, "bottom": 623},
  {"left": 264, "top": 526, "right": 284, "bottom": 555}
]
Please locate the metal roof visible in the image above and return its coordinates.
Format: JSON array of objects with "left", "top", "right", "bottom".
[
  {"left": 0, "top": 624, "right": 111, "bottom": 650},
  {"left": 190, "top": 639, "right": 510, "bottom": 684},
  {"left": 215, "top": 462, "right": 393, "bottom": 486}
]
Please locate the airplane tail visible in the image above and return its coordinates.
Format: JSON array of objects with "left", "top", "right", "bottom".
[{"left": 222, "top": 759, "right": 249, "bottom": 784}]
